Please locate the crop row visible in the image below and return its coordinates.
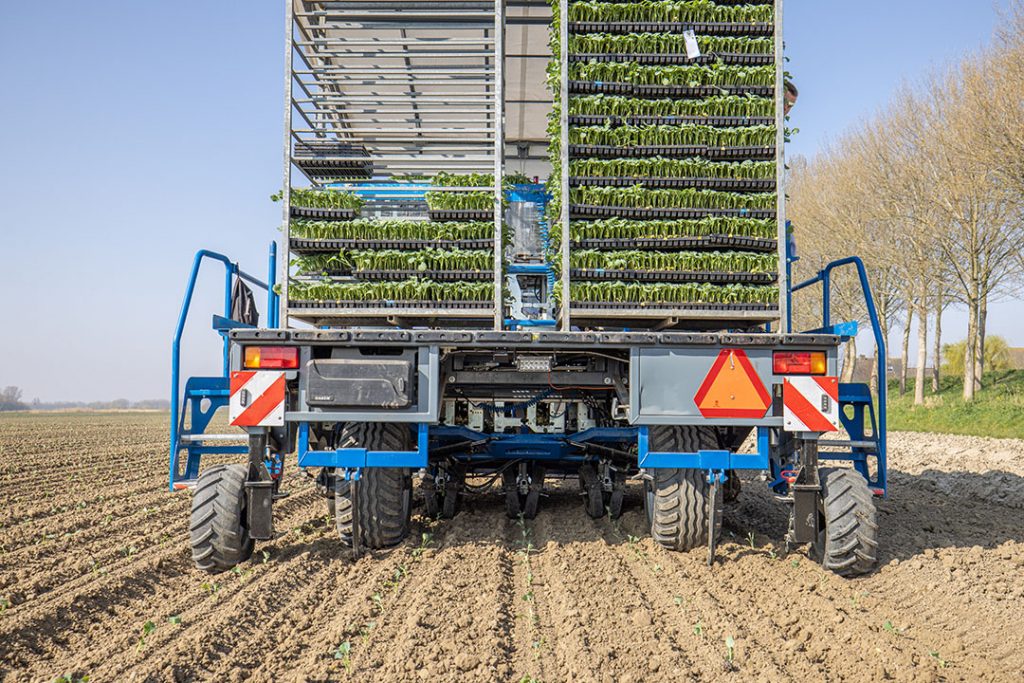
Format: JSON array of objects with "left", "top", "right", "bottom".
[
  {"left": 289, "top": 279, "right": 493, "bottom": 302},
  {"left": 570, "top": 157, "right": 774, "bottom": 179},
  {"left": 565, "top": 216, "right": 777, "bottom": 240},
  {"left": 293, "top": 249, "right": 493, "bottom": 275},
  {"left": 567, "top": 1, "right": 774, "bottom": 24},
  {"left": 569, "top": 32, "right": 773, "bottom": 56},
  {"left": 570, "top": 62, "right": 774, "bottom": 87},
  {"left": 568, "top": 94, "right": 773, "bottom": 119},
  {"left": 290, "top": 219, "right": 495, "bottom": 241},
  {"left": 569, "top": 185, "right": 776, "bottom": 210},
  {"left": 569, "top": 123, "right": 775, "bottom": 147},
  {"left": 569, "top": 249, "right": 777, "bottom": 273},
  {"left": 563, "top": 281, "right": 779, "bottom": 304}
]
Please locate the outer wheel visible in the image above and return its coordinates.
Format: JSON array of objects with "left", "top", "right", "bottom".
[
  {"left": 647, "top": 426, "right": 723, "bottom": 552},
  {"left": 813, "top": 468, "right": 879, "bottom": 576},
  {"left": 334, "top": 423, "right": 413, "bottom": 549},
  {"left": 190, "top": 464, "right": 255, "bottom": 572}
]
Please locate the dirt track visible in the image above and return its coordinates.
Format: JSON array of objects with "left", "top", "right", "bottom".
[{"left": 1, "top": 412, "right": 1023, "bottom": 682}]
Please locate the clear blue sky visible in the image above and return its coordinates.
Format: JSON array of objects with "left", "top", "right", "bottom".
[{"left": 0, "top": 1, "right": 1019, "bottom": 402}]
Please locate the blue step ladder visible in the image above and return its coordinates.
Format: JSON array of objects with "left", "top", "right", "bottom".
[
  {"left": 792, "top": 256, "right": 888, "bottom": 495},
  {"left": 169, "top": 246, "right": 278, "bottom": 491}
]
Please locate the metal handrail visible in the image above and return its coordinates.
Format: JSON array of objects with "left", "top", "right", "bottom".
[
  {"left": 792, "top": 256, "right": 887, "bottom": 466},
  {"left": 169, "top": 244, "right": 278, "bottom": 487}
]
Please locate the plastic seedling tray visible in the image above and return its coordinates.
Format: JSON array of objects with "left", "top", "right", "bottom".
[
  {"left": 569, "top": 176, "right": 776, "bottom": 192},
  {"left": 568, "top": 144, "right": 776, "bottom": 161},
  {"left": 569, "top": 204, "right": 776, "bottom": 221},
  {"left": 569, "top": 53, "right": 774, "bottom": 67},
  {"left": 289, "top": 206, "right": 360, "bottom": 221},
  {"left": 289, "top": 238, "right": 495, "bottom": 253},
  {"left": 567, "top": 22, "right": 774, "bottom": 37},
  {"left": 427, "top": 209, "right": 494, "bottom": 222},
  {"left": 568, "top": 115, "right": 775, "bottom": 128},
  {"left": 571, "top": 235, "right": 778, "bottom": 252},
  {"left": 569, "top": 269, "right": 778, "bottom": 285}
]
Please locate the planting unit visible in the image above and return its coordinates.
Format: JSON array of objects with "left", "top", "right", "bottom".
[{"left": 171, "top": 0, "right": 888, "bottom": 578}]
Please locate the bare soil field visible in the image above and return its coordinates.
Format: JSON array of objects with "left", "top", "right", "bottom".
[{"left": 1, "top": 412, "right": 1022, "bottom": 682}]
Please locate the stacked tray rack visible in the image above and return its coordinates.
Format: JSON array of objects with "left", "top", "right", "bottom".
[{"left": 551, "top": 0, "right": 783, "bottom": 328}]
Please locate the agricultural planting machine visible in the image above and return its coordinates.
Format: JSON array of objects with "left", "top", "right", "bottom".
[{"left": 172, "top": 0, "right": 886, "bottom": 575}]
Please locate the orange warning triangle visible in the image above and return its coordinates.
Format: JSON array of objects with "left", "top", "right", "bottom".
[{"left": 694, "top": 349, "right": 772, "bottom": 419}]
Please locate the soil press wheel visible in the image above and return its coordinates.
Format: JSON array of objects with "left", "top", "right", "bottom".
[
  {"left": 334, "top": 423, "right": 413, "bottom": 549},
  {"left": 190, "top": 464, "right": 255, "bottom": 572}
]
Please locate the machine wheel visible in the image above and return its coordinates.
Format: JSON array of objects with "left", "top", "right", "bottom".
[
  {"left": 190, "top": 464, "right": 255, "bottom": 572},
  {"left": 503, "top": 464, "right": 544, "bottom": 520},
  {"left": 522, "top": 465, "right": 544, "bottom": 520},
  {"left": 646, "top": 426, "right": 723, "bottom": 552},
  {"left": 607, "top": 487, "right": 625, "bottom": 520},
  {"left": 334, "top": 423, "right": 413, "bottom": 549},
  {"left": 813, "top": 468, "right": 879, "bottom": 576},
  {"left": 579, "top": 463, "right": 605, "bottom": 519},
  {"left": 422, "top": 467, "right": 463, "bottom": 519}
]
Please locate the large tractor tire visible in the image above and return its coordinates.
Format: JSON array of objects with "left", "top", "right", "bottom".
[
  {"left": 813, "top": 468, "right": 879, "bottom": 576},
  {"left": 334, "top": 423, "right": 413, "bottom": 549},
  {"left": 645, "top": 426, "right": 723, "bottom": 552},
  {"left": 190, "top": 464, "right": 255, "bottom": 572}
]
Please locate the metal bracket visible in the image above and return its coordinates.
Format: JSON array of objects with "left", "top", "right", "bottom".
[{"left": 707, "top": 470, "right": 725, "bottom": 566}]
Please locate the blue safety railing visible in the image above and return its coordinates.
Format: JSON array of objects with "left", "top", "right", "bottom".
[
  {"left": 792, "top": 256, "right": 887, "bottom": 491},
  {"left": 169, "top": 244, "right": 278, "bottom": 490}
]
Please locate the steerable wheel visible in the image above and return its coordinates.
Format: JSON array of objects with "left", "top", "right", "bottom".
[
  {"left": 333, "top": 423, "right": 413, "bottom": 549},
  {"left": 190, "top": 464, "right": 255, "bottom": 572},
  {"left": 423, "top": 465, "right": 464, "bottom": 519},
  {"left": 644, "top": 426, "right": 723, "bottom": 552},
  {"left": 813, "top": 468, "right": 879, "bottom": 576},
  {"left": 503, "top": 463, "right": 544, "bottom": 519}
]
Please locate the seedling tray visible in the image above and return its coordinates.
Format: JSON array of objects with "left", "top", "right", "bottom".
[
  {"left": 569, "top": 269, "right": 777, "bottom": 285},
  {"left": 290, "top": 237, "right": 494, "bottom": 253},
  {"left": 569, "top": 144, "right": 776, "bottom": 161},
  {"left": 570, "top": 204, "right": 776, "bottom": 221},
  {"left": 568, "top": 115, "right": 775, "bottom": 128},
  {"left": 571, "top": 235, "right": 778, "bottom": 252},
  {"left": 356, "top": 270, "right": 493, "bottom": 282},
  {"left": 567, "top": 22, "right": 774, "bottom": 37},
  {"left": 569, "top": 52, "right": 774, "bottom": 67},
  {"left": 290, "top": 206, "right": 360, "bottom": 221},
  {"left": 290, "top": 299, "right": 493, "bottom": 310},
  {"left": 428, "top": 209, "right": 494, "bottom": 222},
  {"left": 570, "top": 176, "right": 776, "bottom": 192},
  {"left": 570, "top": 80, "right": 773, "bottom": 98},
  {"left": 571, "top": 301, "right": 779, "bottom": 312}
]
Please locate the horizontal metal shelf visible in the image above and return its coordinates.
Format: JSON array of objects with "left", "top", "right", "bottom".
[
  {"left": 569, "top": 80, "right": 774, "bottom": 99},
  {"left": 290, "top": 238, "right": 495, "bottom": 253},
  {"left": 289, "top": 300, "right": 494, "bottom": 311},
  {"left": 568, "top": 21, "right": 775, "bottom": 37},
  {"left": 569, "top": 52, "right": 774, "bottom": 67},
  {"left": 569, "top": 144, "right": 776, "bottom": 161},
  {"left": 568, "top": 114, "right": 775, "bottom": 128},
  {"left": 570, "top": 236, "right": 778, "bottom": 252},
  {"left": 569, "top": 176, "right": 776, "bottom": 192},
  {"left": 570, "top": 204, "right": 776, "bottom": 221},
  {"left": 569, "top": 268, "right": 778, "bottom": 285}
]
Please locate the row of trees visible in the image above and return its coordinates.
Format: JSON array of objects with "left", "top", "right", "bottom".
[{"left": 789, "top": 4, "right": 1024, "bottom": 403}]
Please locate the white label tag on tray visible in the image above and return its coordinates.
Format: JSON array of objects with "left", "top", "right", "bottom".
[{"left": 683, "top": 30, "right": 701, "bottom": 59}]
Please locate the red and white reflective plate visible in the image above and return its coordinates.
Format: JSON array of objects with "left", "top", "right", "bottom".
[
  {"left": 783, "top": 376, "right": 840, "bottom": 432},
  {"left": 229, "top": 371, "right": 286, "bottom": 427}
]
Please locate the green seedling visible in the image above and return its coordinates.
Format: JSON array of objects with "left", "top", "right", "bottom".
[
  {"left": 693, "top": 621, "right": 704, "bottom": 636},
  {"left": 928, "top": 651, "right": 947, "bottom": 668},
  {"left": 168, "top": 615, "right": 182, "bottom": 626},
  {"left": 121, "top": 545, "right": 138, "bottom": 558},
  {"left": 371, "top": 592, "right": 384, "bottom": 613},
  {"left": 200, "top": 581, "right": 221, "bottom": 595},
  {"left": 136, "top": 621, "right": 156, "bottom": 651},
  {"left": 53, "top": 675, "right": 89, "bottom": 683},
  {"left": 747, "top": 532, "right": 756, "bottom": 549},
  {"left": 261, "top": 550, "right": 271, "bottom": 564},
  {"left": 725, "top": 635, "right": 736, "bottom": 663},
  {"left": 334, "top": 641, "right": 353, "bottom": 672},
  {"left": 674, "top": 595, "right": 683, "bottom": 607},
  {"left": 882, "top": 620, "right": 902, "bottom": 636}
]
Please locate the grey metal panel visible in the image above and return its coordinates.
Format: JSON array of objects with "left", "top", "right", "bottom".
[{"left": 629, "top": 344, "right": 839, "bottom": 426}]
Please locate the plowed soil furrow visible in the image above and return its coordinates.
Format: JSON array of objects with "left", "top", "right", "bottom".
[{"left": 3, "top": 413, "right": 1024, "bottom": 682}]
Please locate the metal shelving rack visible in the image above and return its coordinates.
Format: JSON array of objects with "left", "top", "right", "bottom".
[
  {"left": 280, "top": 0, "right": 505, "bottom": 329},
  {"left": 556, "top": 0, "right": 787, "bottom": 332}
]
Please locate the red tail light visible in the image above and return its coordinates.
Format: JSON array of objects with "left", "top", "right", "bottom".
[
  {"left": 773, "top": 351, "right": 826, "bottom": 375},
  {"left": 244, "top": 346, "right": 299, "bottom": 369}
]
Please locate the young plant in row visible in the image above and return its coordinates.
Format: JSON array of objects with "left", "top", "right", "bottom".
[
  {"left": 293, "top": 249, "right": 493, "bottom": 276},
  {"left": 569, "top": 33, "right": 774, "bottom": 56},
  {"left": 423, "top": 191, "right": 495, "bottom": 211},
  {"left": 556, "top": 216, "right": 778, "bottom": 242},
  {"left": 569, "top": 249, "right": 778, "bottom": 273},
  {"left": 568, "top": 1, "right": 774, "bottom": 25},
  {"left": 569, "top": 185, "right": 776, "bottom": 210},
  {"left": 290, "top": 219, "right": 495, "bottom": 241},
  {"left": 568, "top": 281, "right": 779, "bottom": 305},
  {"left": 568, "top": 94, "right": 774, "bottom": 119},
  {"left": 570, "top": 62, "right": 775, "bottom": 88},
  {"left": 570, "top": 157, "right": 776, "bottom": 180},
  {"left": 289, "top": 279, "right": 494, "bottom": 302},
  {"left": 274, "top": 188, "right": 364, "bottom": 211},
  {"left": 569, "top": 123, "right": 776, "bottom": 148}
]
